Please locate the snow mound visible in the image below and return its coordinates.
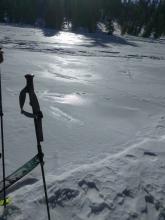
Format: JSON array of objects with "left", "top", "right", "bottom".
[{"left": 1, "top": 136, "right": 165, "bottom": 220}]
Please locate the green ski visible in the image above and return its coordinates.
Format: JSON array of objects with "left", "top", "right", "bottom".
[
  {"left": 0, "top": 197, "right": 12, "bottom": 206},
  {"left": 0, "top": 154, "right": 40, "bottom": 194}
]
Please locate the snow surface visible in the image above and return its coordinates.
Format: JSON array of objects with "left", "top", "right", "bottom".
[{"left": 0, "top": 24, "right": 165, "bottom": 220}]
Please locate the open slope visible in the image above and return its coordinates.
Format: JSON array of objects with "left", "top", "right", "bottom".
[{"left": 0, "top": 24, "right": 165, "bottom": 219}]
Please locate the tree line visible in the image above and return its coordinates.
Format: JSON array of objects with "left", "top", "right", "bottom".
[{"left": 0, "top": 0, "right": 165, "bottom": 38}]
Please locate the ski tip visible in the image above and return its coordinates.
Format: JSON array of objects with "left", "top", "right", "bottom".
[{"left": 0, "top": 197, "right": 12, "bottom": 207}]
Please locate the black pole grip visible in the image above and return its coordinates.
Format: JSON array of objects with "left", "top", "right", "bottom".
[
  {"left": 25, "top": 74, "right": 34, "bottom": 92},
  {"left": 0, "top": 48, "right": 3, "bottom": 64}
]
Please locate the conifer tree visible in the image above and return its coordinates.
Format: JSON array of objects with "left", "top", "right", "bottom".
[
  {"left": 0, "top": 0, "right": 165, "bottom": 38},
  {"left": 45, "top": 0, "right": 64, "bottom": 29}
]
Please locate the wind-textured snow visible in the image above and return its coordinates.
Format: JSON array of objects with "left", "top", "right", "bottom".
[{"left": 0, "top": 24, "right": 165, "bottom": 220}]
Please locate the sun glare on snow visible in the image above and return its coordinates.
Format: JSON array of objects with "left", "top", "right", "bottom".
[{"left": 51, "top": 31, "right": 84, "bottom": 45}]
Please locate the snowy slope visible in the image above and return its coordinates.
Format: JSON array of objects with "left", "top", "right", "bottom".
[{"left": 0, "top": 24, "right": 165, "bottom": 220}]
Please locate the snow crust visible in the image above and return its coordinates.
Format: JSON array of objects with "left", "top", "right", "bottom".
[{"left": 0, "top": 24, "right": 165, "bottom": 220}]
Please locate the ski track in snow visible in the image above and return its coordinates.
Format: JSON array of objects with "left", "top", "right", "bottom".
[
  {"left": 48, "top": 106, "right": 83, "bottom": 125},
  {"left": 2, "top": 38, "right": 165, "bottom": 61},
  {"left": 0, "top": 24, "right": 165, "bottom": 220}
]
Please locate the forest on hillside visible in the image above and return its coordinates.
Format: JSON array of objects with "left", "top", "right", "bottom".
[{"left": 0, "top": 0, "right": 165, "bottom": 38}]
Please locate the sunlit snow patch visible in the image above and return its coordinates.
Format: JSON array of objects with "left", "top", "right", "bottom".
[
  {"left": 43, "top": 92, "right": 86, "bottom": 106},
  {"left": 48, "top": 31, "right": 85, "bottom": 45},
  {"left": 58, "top": 94, "right": 85, "bottom": 105}
]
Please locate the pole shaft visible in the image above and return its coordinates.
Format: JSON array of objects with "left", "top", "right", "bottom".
[
  {"left": 35, "top": 117, "right": 51, "bottom": 220},
  {"left": 0, "top": 70, "right": 6, "bottom": 208},
  {"left": 39, "top": 155, "right": 51, "bottom": 220}
]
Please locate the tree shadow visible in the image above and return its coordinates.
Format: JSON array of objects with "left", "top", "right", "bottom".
[
  {"left": 41, "top": 27, "right": 138, "bottom": 47},
  {"left": 3, "top": 23, "right": 136, "bottom": 47},
  {"left": 41, "top": 27, "right": 60, "bottom": 37},
  {"left": 79, "top": 32, "right": 138, "bottom": 48},
  {"left": 125, "top": 35, "right": 165, "bottom": 45}
]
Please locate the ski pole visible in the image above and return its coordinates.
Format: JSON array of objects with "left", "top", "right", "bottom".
[
  {"left": 19, "top": 74, "right": 51, "bottom": 220},
  {"left": 0, "top": 48, "right": 6, "bottom": 208}
]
